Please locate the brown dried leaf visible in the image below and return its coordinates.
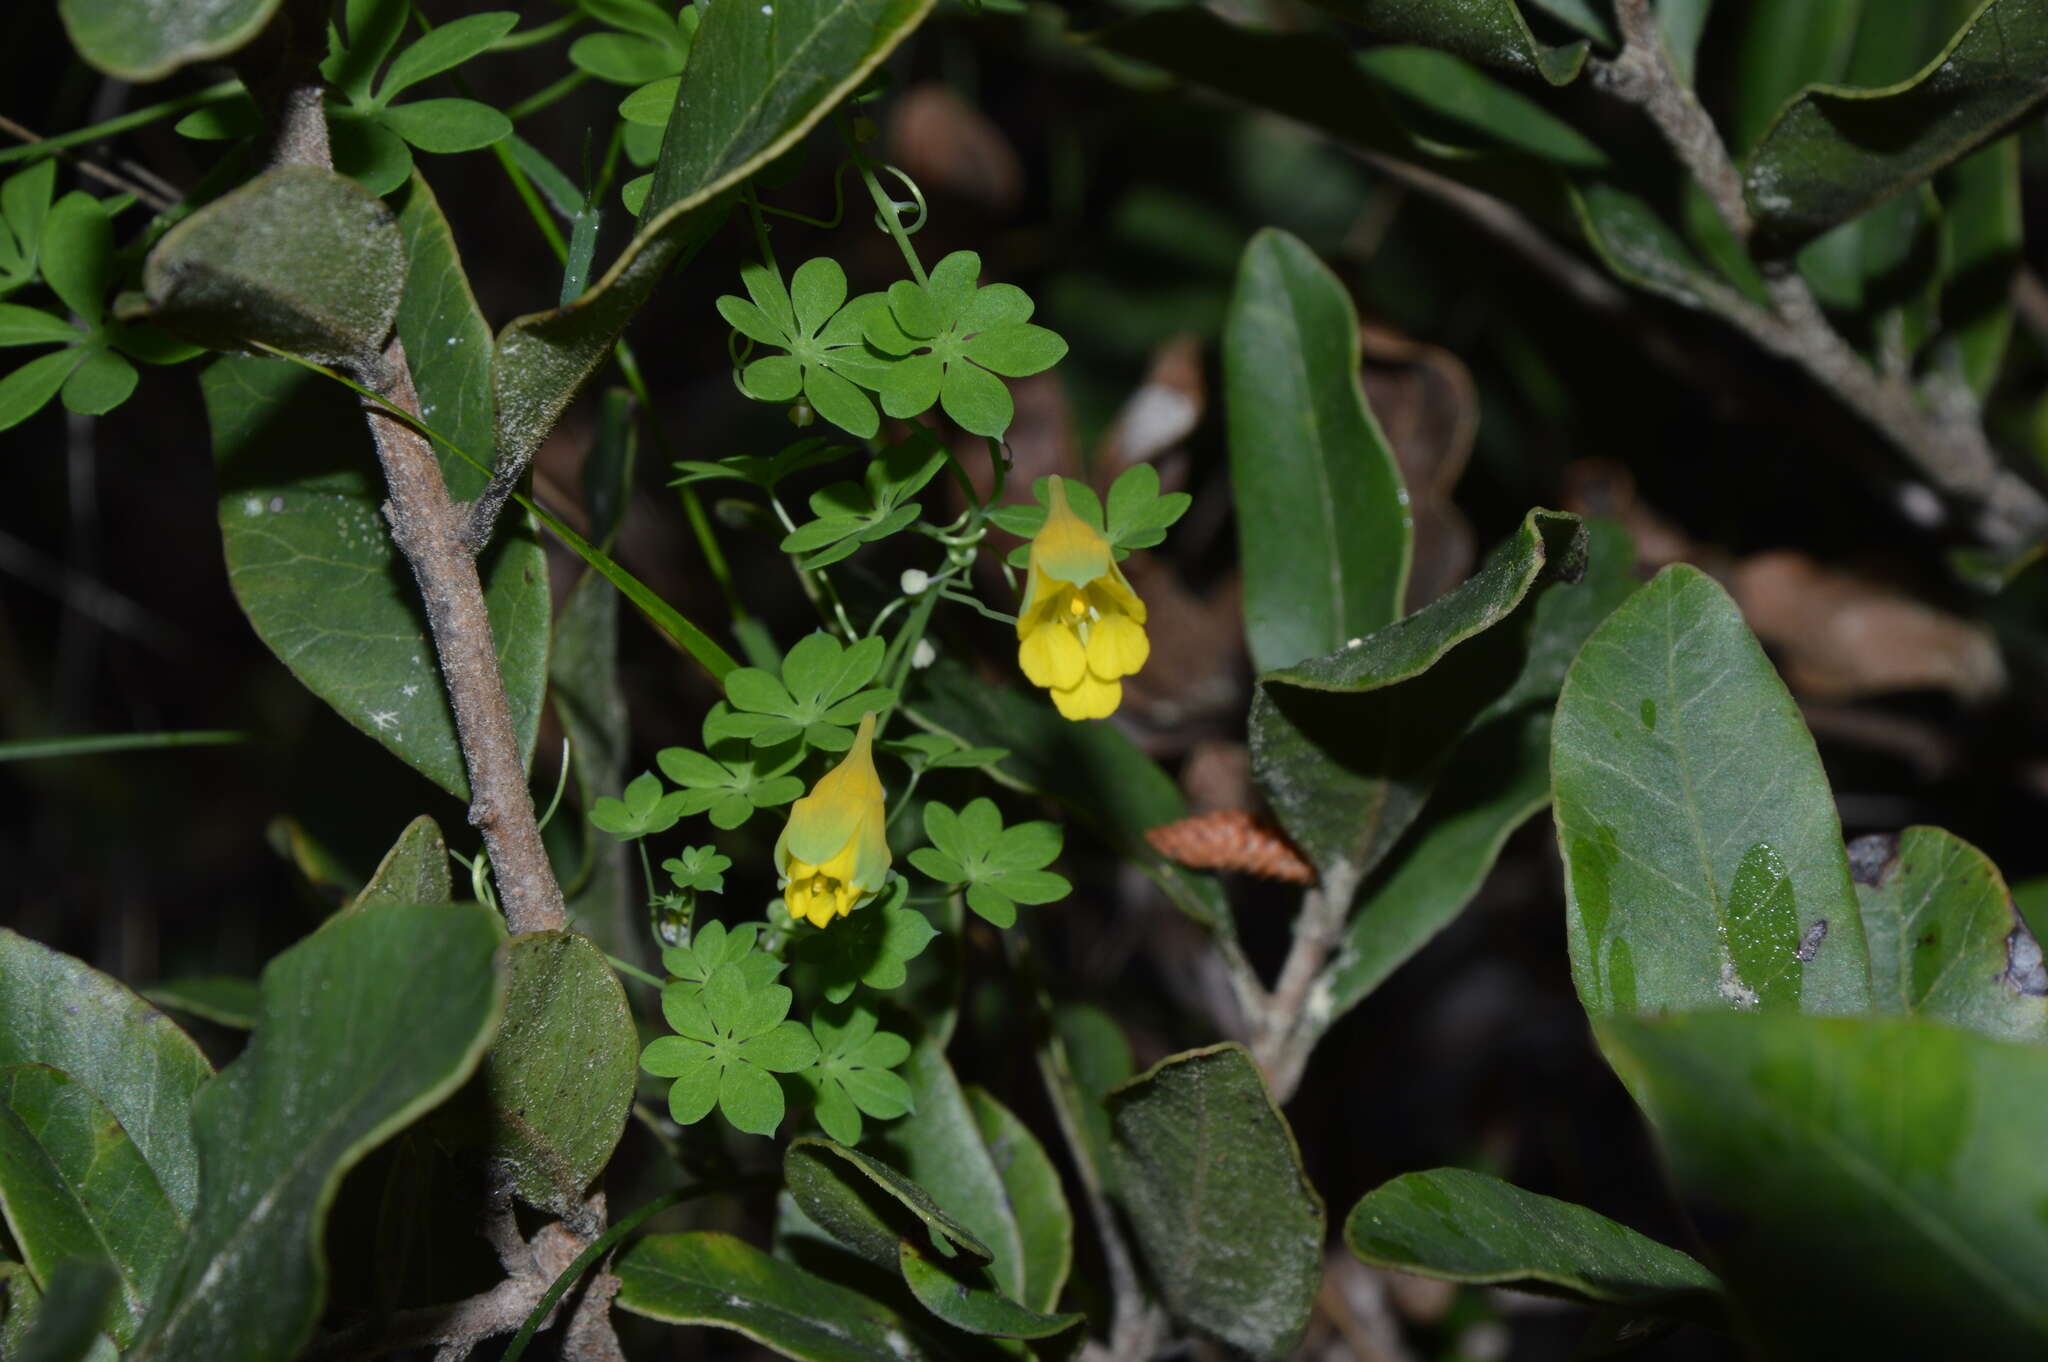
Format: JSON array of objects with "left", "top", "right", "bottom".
[{"left": 887, "top": 83, "right": 1023, "bottom": 217}]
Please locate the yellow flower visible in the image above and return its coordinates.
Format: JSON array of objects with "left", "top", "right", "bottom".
[
  {"left": 1016, "top": 477, "right": 1150, "bottom": 720},
  {"left": 774, "top": 713, "right": 891, "bottom": 928}
]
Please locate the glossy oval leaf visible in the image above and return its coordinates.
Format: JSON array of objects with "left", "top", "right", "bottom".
[
  {"left": 483, "top": 931, "right": 637, "bottom": 1216},
  {"left": 616, "top": 1231, "right": 947, "bottom": 1362},
  {"left": 1250, "top": 508, "right": 1583, "bottom": 887},
  {"left": 1107, "top": 1043, "right": 1324, "bottom": 1361},
  {"left": 1744, "top": 0, "right": 2048, "bottom": 250},
  {"left": 0, "top": 1065, "right": 182, "bottom": 1346},
  {"left": 1851, "top": 825, "right": 2048, "bottom": 1041},
  {"left": 1345, "top": 1168, "right": 1724, "bottom": 1323},
  {"left": 59, "top": 0, "right": 282, "bottom": 81},
  {"left": 492, "top": 0, "right": 937, "bottom": 476},
  {"left": 1600, "top": 1010, "right": 2048, "bottom": 1357},
  {"left": 141, "top": 167, "right": 403, "bottom": 364},
  {"left": 966, "top": 1086, "right": 1071, "bottom": 1314},
  {"left": 129, "top": 902, "right": 505, "bottom": 1362},
  {"left": 1553, "top": 565, "right": 1870, "bottom": 1017},
  {"left": 0, "top": 931, "right": 211, "bottom": 1217},
  {"left": 1226, "top": 228, "right": 1411, "bottom": 673},
  {"left": 1308, "top": 0, "right": 1589, "bottom": 84},
  {"left": 204, "top": 175, "right": 548, "bottom": 799}
]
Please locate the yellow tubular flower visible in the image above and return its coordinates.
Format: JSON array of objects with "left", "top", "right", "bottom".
[
  {"left": 1015, "top": 476, "right": 1150, "bottom": 720},
  {"left": 774, "top": 713, "right": 891, "bottom": 928}
]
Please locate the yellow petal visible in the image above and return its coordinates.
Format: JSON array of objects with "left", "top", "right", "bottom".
[
  {"left": 1053, "top": 672, "right": 1121, "bottom": 720},
  {"left": 1086, "top": 612, "right": 1149, "bottom": 680},
  {"left": 1028, "top": 476, "right": 1113, "bottom": 587},
  {"left": 779, "top": 713, "right": 888, "bottom": 869},
  {"left": 1020, "top": 618, "right": 1087, "bottom": 690},
  {"left": 1094, "top": 564, "right": 1148, "bottom": 625}
]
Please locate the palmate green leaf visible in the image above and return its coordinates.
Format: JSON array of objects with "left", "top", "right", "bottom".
[
  {"left": 204, "top": 173, "right": 548, "bottom": 799},
  {"left": 1251, "top": 509, "right": 1583, "bottom": 888},
  {"left": 0, "top": 306, "right": 84, "bottom": 347},
  {"left": 379, "top": 99, "right": 513, "bottom": 154},
  {"left": 130, "top": 903, "right": 505, "bottom": 1362},
  {"left": 617, "top": 1231, "right": 948, "bottom": 1362},
  {"left": 1744, "top": 0, "right": 2048, "bottom": 251},
  {"left": 1553, "top": 565, "right": 1871, "bottom": 1018},
  {"left": 58, "top": 351, "right": 137, "bottom": 416},
  {"left": 491, "top": 0, "right": 937, "bottom": 479},
  {"left": 908, "top": 660, "right": 1230, "bottom": 933},
  {"left": 330, "top": 111, "right": 416, "bottom": 197},
  {"left": 1326, "top": 517, "right": 1635, "bottom": 1016},
  {"left": 1226, "top": 228, "right": 1412, "bottom": 673},
  {"left": 42, "top": 194, "right": 114, "bottom": 327},
  {"left": 0, "top": 351, "right": 81, "bottom": 432},
  {"left": 58, "top": 0, "right": 281, "bottom": 80},
  {"left": 0, "top": 1065, "right": 183, "bottom": 1346},
  {"left": 966, "top": 1087, "right": 1071, "bottom": 1314},
  {"left": 1108, "top": 1044, "right": 1323, "bottom": 1361},
  {"left": 793, "top": 879, "right": 937, "bottom": 1002},
  {"left": 802, "top": 1004, "right": 913, "bottom": 1145},
  {"left": 377, "top": 11, "right": 519, "bottom": 102},
  {"left": 1851, "top": 826, "right": 2048, "bottom": 1041},
  {"left": 140, "top": 167, "right": 402, "bottom": 364},
  {"left": 1345, "top": 1169, "right": 1725, "bottom": 1323},
  {"left": 1600, "top": 1010, "right": 2048, "bottom": 1357},
  {"left": 1307, "top": 0, "right": 1590, "bottom": 84},
  {"left": 0, "top": 932, "right": 212, "bottom": 1217},
  {"left": 483, "top": 932, "right": 637, "bottom": 1217},
  {"left": 349, "top": 813, "right": 454, "bottom": 909}
]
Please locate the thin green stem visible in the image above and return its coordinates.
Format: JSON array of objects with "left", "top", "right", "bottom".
[
  {"left": 536, "top": 737, "right": 573, "bottom": 831},
  {"left": 852, "top": 155, "right": 928, "bottom": 286},
  {"left": 608, "top": 954, "right": 664, "bottom": 989},
  {"left": 492, "top": 11, "right": 584, "bottom": 51},
  {"left": 508, "top": 70, "right": 591, "bottom": 123},
  {"left": 940, "top": 586, "right": 1016, "bottom": 626},
  {"left": 637, "top": 841, "right": 657, "bottom": 907},
  {"left": 0, "top": 729, "right": 245, "bottom": 762},
  {"left": 490, "top": 141, "right": 571, "bottom": 260},
  {"left": 0, "top": 81, "right": 242, "bottom": 164}
]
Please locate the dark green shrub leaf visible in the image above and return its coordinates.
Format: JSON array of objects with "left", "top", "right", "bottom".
[
  {"left": 0, "top": 1065, "right": 183, "bottom": 1345},
  {"left": 1226, "top": 228, "right": 1411, "bottom": 673},
  {"left": 1852, "top": 825, "right": 2048, "bottom": 1040},
  {"left": 142, "top": 166, "right": 403, "bottom": 363},
  {"left": 966, "top": 1087, "right": 1071, "bottom": 1314},
  {"left": 1553, "top": 565, "right": 1870, "bottom": 1017},
  {"left": 786, "top": 1136, "right": 991, "bottom": 1268},
  {"left": 616, "top": 1231, "right": 948, "bottom": 1362},
  {"left": 348, "top": 814, "right": 453, "bottom": 908},
  {"left": 204, "top": 174, "right": 548, "bottom": 799},
  {"left": 7, "top": 1261, "right": 119, "bottom": 1362},
  {"left": 0, "top": 931, "right": 211, "bottom": 1217},
  {"left": 58, "top": 0, "right": 281, "bottom": 81},
  {"left": 1251, "top": 509, "right": 1583, "bottom": 888},
  {"left": 1325, "top": 517, "right": 1635, "bottom": 1015},
  {"left": 897, "top": 1240, "right": 1082, "bottom": 1339},
  {"left": 1307, "top": 0, "right": 1589, "bottom": 84},
  {"left": 129, "top": 902, "right": 505, "bottom": 1362},
  {"left": 480, "top": 932, "right": 636, "bottom": 1216},
  {"left": 1107, "top": 1043, "right": 1323, "bottom": 1360},
  {"left": 142, "top": 976, "right": 261, "bottom": 1030},
  {"left": 1600, "top": 1010, "right": 2048, "bottom": 1356},
  {"left": 1345, "top": 1168, "right": 1725, "bottom": 1322},
  {"left": 1745, "top": 0, "right": 2048, "bottom": 250}
]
